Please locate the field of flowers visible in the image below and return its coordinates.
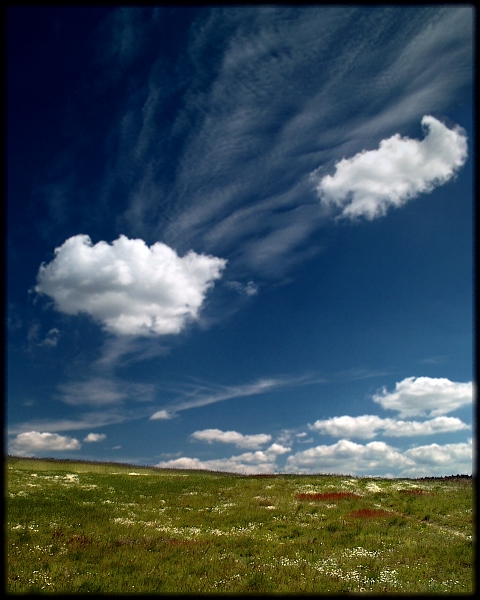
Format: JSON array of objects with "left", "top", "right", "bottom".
[{"left": 5, "top": 457, "right": 473, "bottom": 593}]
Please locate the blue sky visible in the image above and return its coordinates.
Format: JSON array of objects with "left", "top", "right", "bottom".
[{"left": 6, "top": 6, "right": 474, "bottom": 477}]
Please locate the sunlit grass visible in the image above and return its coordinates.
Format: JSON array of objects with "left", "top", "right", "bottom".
[{"left": 6, "top": 456, "right": 473, "bottom": 593}]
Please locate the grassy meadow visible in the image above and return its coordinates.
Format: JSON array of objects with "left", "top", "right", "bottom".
[{"left": 5, "top": 456, "right": 474, "bottom": 594}]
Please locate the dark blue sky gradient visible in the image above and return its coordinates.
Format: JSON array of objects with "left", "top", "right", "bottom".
[{"left": 7, "top": 6, "right": 474, "bottom": 476}]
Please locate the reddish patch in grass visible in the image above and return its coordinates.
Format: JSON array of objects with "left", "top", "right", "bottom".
[
  {"left": 295, "top": 492, "right": 361, "bottom": 501},
  {"left": 346, "top": 508, "right": 393, "bottom": 519},
  {"left": 164, "top": 538, "right": 201, "bottom": 547},
  {"left": 66, "top": 534, "right": 94, "bottom": 546},
  {"left": 400, "top": 489, "right": 433, "bottom": 496}
]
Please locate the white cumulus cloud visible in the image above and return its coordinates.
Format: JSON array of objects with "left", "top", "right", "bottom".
[
  {"left": 285, "top": 438, "right": 473, "bottom": 477},
  {"left": 372, "top": 376, "right": 473, "bottom": 418},
  {"left": 10, "top": 431, "right": 81, "bottom": 455},
  {"left": 382, "top": 416, "right": 470, "bottom": 437},
  {"left": 309, "top": 414, "right": 470, "bottom": 439},
  {"left": 156, "top": 437, "right": 472, "bottom": 477},
  {"left": 156, "top": 442, "right": 290, "bottom": 475},
  {"left": 190, "top": 428, "right": 272, "bottom": 449},
  {"left": 315, "top": 115, "right": 468, "bottom": 220},
  {"left": 400, "top": 439, "right": 473, "bottom": 478},
  {"left": 35, "top": 234, "right": 227, "bottom": 336},
  {"left": 309, "top": 415, "right": 386, "bottom": 439},
  {"left": 83, "top": 433, "right": 107, "bottom": 443},
  {"left": 285, "top": 439, "right": 412, "bottom": 475},
  {"left": 403, "top": 440, "right": 472, "bottom": 468}
]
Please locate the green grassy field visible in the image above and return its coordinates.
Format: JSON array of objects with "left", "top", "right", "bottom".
[{"left": 5, "top": 456, "right": 474, "bottom": 594}]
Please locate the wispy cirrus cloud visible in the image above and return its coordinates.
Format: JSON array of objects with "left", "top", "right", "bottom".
[
  {"left": 97, "top": 7, "right": 156, "bottom": 75},
  {"left": 57, "top": 376, "right": 155, "bottom": 407},
  {"left": 94, "top": 335, "right": 171, "bottom": 369},
  {"left": 150, "top": 373, "right": 323, "bottom": 419},
  {"left": 86, "top": 6, "right": 472, "bottom": 284},
  {"left": 7, "top": 411, "right": 137, "bottom": 436},
  {"left": 29, "top": 6, "right": 472, "bottom": 287}
]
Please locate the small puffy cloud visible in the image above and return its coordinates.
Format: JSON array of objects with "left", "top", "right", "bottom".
[
  {"left": 266, "top": 443, "right": 291, "bottom": 455},
  {"left": 10, "top": 431, "right": 81, "bottom": 455},
  {"left": 226, "top": 280, "right": 258, "bottom": 296},
  {"left": 150, "top": 410, "right": 175, "bottom": 420},
  {"left": 315, "top": 115, "right": 468, "bottom": 220},
  {"left": 309, "top": 415, "right": 386, "bottom": 439},
  {"left": 372, "top": 377, "right": 473, "bottom": 418},
  {"left": 39, "top": 328, "right": 61, "bottom": 347},
  {"left": 27, "top": 324, "right": 61, "bottom": 348},
  {"left": 83, "top": 433, "right": 107, "bottom": 443},
  {"left": 35, "top": 234, "right": 227, "bottom": 336},
  {"left": 191, "top": 428, "right": 272, "bottom": 449},
  {"left": 309, "top": 414, "right": 470, "bottom": 439}
]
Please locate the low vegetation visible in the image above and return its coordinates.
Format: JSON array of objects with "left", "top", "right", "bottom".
[{"left": 5, "top": 456, "right": 473, "bottom": 594}]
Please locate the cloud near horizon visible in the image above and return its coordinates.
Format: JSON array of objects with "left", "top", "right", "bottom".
[
  {"left": 156, "top": 442, "right": 291, "bottom": 475},
  {"left": 35, "top": 234, "right": 227, "bottom": 336},
  {"left": 9, "top": 430, "right": 107, "bottom": 455},
  {"left": 285, "top": 438, "right": 472, "bottom": 477},
  {"left": 314, "top": 115, "right": 468, "bottom": 220},
  {"left": 10, "top": 431, "right": 81, "bottom": 455},
  {"left": 155, "top": 374, "right": 473, "bottom": 476},
  {"left": 155, "top": 432, "right": 472, "bottom": 477},
  {"left": 190, "top": 428, "right": 272, "bottom": 449}
]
